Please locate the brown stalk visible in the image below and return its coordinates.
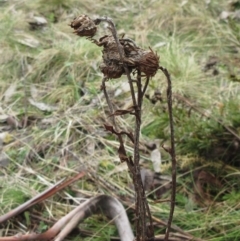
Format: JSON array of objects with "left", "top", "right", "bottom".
[
  {"left": 101, "top": 77, "right": 130, "bottom": 164},
  {"left": 94, "top": 16, "right": 156, "bottom": 240},
  {"left": 158, "top": 66, "right": 177, "bottom": 241},
  {"left": 133, "top": 70, "right": 154, "bottom": 239},
  {"left": 105, "top": 21, "right": 152, "bottom": 240}
]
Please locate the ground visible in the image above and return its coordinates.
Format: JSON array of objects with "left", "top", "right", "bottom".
[{"left": 0, "top": 0, "right": 240, "bottom": 240}]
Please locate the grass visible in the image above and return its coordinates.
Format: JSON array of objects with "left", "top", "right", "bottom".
[{"left": 0, "top": 0, "right": 240, "bottom": 240}]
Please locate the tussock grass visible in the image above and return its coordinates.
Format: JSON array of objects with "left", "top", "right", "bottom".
[{"left": 0, "top": 0, "right": 240, "bottom": 240}]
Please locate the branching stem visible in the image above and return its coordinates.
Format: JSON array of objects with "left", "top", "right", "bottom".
[
  {"left": 159, "top": 66, "right": 176, "bottom": 241},
  {"left": 96, "top": 16, "right": 154, "bottom": 240}
]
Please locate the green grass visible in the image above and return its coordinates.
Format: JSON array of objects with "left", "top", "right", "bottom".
[{"left": 0, "top": 0, "right": 240, "bottom": 240}]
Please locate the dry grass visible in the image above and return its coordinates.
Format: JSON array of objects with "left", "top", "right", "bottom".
[{"left": 0, "top": 0, "right": 240, "bottom": 240}]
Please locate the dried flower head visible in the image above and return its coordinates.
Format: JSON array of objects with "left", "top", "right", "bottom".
[
  {"left": 100, "top": 61, "right": 125, "bottom": 79},
  {"left": 95, "top": 35, "right": 127, "bottom": 79},
  {"left": 69, "top": 15, "right": 160, "bottom": 79},
  {"left": 70, "top": 14, "right": 97, "bottom": 38},
  {"left": 138, "top": 49, "right": 160, "bottom": 77}
]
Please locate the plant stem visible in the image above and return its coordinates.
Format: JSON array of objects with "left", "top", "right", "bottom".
[
  {"left": 159, "top": 66, "right": 176, "bottom": 241},
  {"left": 96, "top": 16, "right": 154, "bottom": 240},
  {"left": 137, "top": 71, "right": 154, "bottom": 240}
]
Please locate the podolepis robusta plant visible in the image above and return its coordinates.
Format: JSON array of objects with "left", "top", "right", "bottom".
[
  {"left": 70, "top": 14, "right": 176, "bottom": 241},
  {"left": 0, "top": 12, "right": 177, "bottom": 241}
]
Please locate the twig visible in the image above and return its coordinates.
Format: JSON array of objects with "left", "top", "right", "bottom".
[
  {"left": 54, "top": 195, "right": 134, "bottom": 241},
  {"left": 0, "top": 195, "right": 133, "bottom": 241},
  {"left": 0, "top": 171, "right": 85, "bottom": 224},
  {"left": 159, "top": 66, "right": 177, "bottom": 241},
  {"left": 133, "top": 70, "right": 146, "bottom": 239},
  {"left": 101, "top": 77, "right": 131, "bottom": 165},
  {"left": 101, "top": 77, "right": 117, "bottom": 127},
  {"left": 20, "top": 57, "right": 29, "bottom": 128},
  {"left": 135, "top": 70, "right": 154, "bottom": 239},
  {"left": 142, "top": 77, "right": 150, "bottom": 98}
]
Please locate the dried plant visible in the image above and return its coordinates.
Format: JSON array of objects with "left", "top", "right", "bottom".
[
  {"left": 70, "top": 14, "right": 176, "bottom": 241},
  {"left": 70, "top": 15, "right": 159, "bottom": 80},
  {"left": 0, "top": 13, "right": 176, "bottom": 241}
]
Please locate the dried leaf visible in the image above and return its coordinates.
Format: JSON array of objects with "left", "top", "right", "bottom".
[
  {"left": 41, "top": 117, "right": 58, "bottom": 125},
  {"left": 140, "top": 169, "right": 154, "bottom": 191},
  {"left": 29, "top": 98, "right": 58, "bottom": 112},
  {"left": 28, "top": 16, "right": 47, "bottom": 30},
  {"left": 104, "top": 123, "right": 114, "bottom": 133},
  {"left": 151, "top": 149, "right": 161, "bottom": 173},
  {"left": 161, "top": 144, "right": 172, "bottom": 154},
  {"left": 31, "top": 16, "right": 47, "bottom": 25},
  {"left": 109, "top": 107, "right": 134, "bottom": 117},
  {"left": 219, "top": 11, "right": 232, "bottom": 20},
  {"left": 104, "top": 124, "right": 134, "bottom": 143},
  {"left": 16, "top": 34, "right": 40, "bottom": 48},
  {"left": 3, "top": 82, "right": 17, "bottom": 103},
  {"left": 118, "top": 143, "right": 128, "bottom": 162},
  {"left": 126, "top": 131, "right": 134, "bottom": 144}
]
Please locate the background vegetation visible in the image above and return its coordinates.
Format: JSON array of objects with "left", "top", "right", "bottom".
[{"left": 0, "top": 0, "right": 240, "bottom": 240}]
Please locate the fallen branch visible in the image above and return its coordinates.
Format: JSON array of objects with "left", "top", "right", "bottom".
[{"left": 0, "top": 195, "right": 133, "bottom": 241}]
